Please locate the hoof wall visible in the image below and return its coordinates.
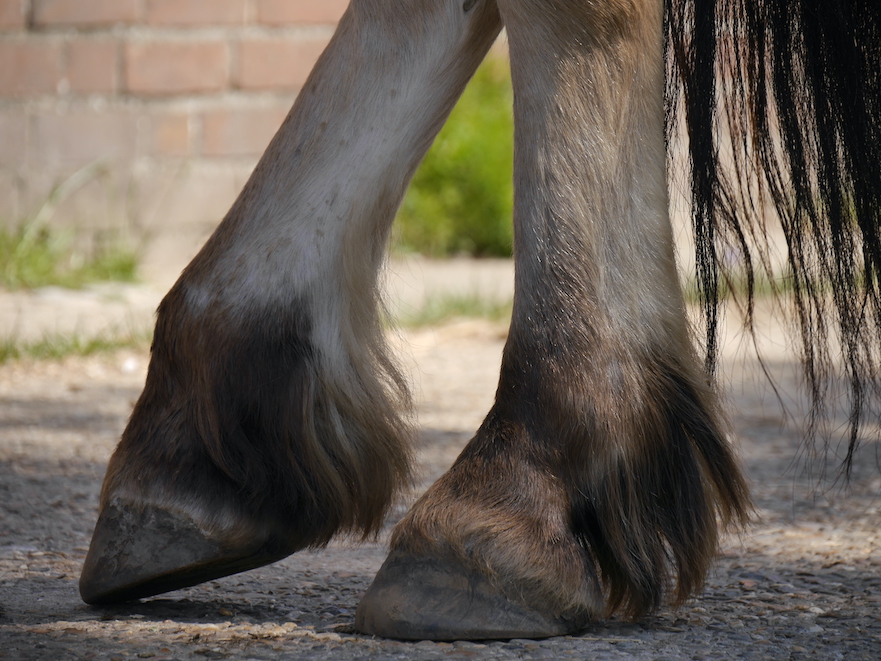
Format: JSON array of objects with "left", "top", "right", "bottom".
[
  {"left": 356, "top": 550, "right": 585, "bottom": 640},
  {"left": 80, "top": 500, "right": 289, "bottom": 605}
]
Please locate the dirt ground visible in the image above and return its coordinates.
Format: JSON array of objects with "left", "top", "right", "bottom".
[{"left": 1, "top": 271, "right": 880, "bottom": 660}]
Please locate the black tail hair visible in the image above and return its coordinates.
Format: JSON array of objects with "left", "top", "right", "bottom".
[{"left": 666, "top": 0, "right": 881, "bottom": 477}]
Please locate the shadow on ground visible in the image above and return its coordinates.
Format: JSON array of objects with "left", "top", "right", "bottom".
[{"left": 1, "top": 343, "right": 879, "bottom": 659}]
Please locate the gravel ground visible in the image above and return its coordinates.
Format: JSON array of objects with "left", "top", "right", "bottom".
[{"left": 0, "top": 282, "right": 879, "bottom": 660}]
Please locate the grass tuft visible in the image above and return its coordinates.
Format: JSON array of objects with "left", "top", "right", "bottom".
[
  {"left": 1, "top": 163, "right": 139, "bottom": 291},
  {"left": 0, "top": 327, "right": 152, "bottom": 365},
  {"left": 396, "top": 292, "right": 513, "bottom": 328},
  {"left": 0, "top": 224, "right": 138, "bottom": 290}
]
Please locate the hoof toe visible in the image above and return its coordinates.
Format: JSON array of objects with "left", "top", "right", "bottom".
[
  {"left": 356, "top": 550, "right": 586, "bottom": 640},
  {"left": 80, "top": 500, "right": 291, "bottom": 604}
]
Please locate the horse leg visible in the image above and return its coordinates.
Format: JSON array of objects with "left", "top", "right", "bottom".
[
  {"left": 79, "top": 0, "right": 502, "bottom": 604},
  {"left": 357, "top": 0, "right": 751, "bottom": 640}
]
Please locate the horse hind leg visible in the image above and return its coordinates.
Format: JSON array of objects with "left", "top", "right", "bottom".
[
  {"left": 357, "top": 0, "right": 751, "bottom": 639},
  {"left": 79, "top": 0, "right": 503, "bottom": 605}
]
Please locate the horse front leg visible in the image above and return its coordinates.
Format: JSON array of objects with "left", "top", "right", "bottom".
[
  {"left": 357, "top": 0, "right": 751, "bottom": 640},
  {"left": 79, "top": 0, "right": 502, "bottom": 604}
]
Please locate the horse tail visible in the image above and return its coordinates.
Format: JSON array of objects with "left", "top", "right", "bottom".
[{"left": 667, "top": 0, "right": 881, "bottom": 477}]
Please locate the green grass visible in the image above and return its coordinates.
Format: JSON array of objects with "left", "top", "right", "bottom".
[
  {"left": 680, "top": 269, "right": 805, "bottom": 305},
  {"left": 1, "top": 163, "right": 139, "bottom": 290},
  {"left": 0, "top": 327, "right": 152, "bottom": 364},
  {"left": 396, "top": 292, "right": 513, "bottom": 327},
  {"left": 395, "top": 57, "right": 514, "bottom": 257},
  {"left": 0, "top": 223, "right": 138, "bottom": 290}
]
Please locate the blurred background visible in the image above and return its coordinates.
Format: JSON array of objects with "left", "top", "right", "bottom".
[{"left": 0, "top": 0, "right": 514, "bottom": 301}]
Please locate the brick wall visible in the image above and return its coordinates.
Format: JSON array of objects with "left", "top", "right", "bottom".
[{"left": 0, "top": 0, "right": 347, "bottom": 280}]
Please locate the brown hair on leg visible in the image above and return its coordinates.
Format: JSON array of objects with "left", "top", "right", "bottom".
[
  {"left": 81, "top": 0, "right": 503, "bottom": 604},
  {"left": 359, "top": 0, "right": 750, "bottom": 639}
]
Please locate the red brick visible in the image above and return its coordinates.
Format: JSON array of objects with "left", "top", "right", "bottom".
[
  {"left": 0, "top": 0, "right": 26, "bottom": 30},
  {"left": 33, "top": 0, "right": 141, "bottom": 28},
  {"left": 0, "top": 41, "right": 63, "bottom": 96},
  {"left": 235, "top": 38, "right": 328, "bottom": 91},
  {"left": 125, "top": 41, "right": 229, "bottom": 96},
  {"left": 30, "top": 109, "right": 138, "bottom": 165},
  {"left": 201, "top": 106, "right": 288, "bottom": 157},
  {"left": 145, "top": 0, "right": 247, "bottom": 27},
  {"left": 138, "top": 165, "right": 246, "bottom": 233},
  {"left": 0, "top": 170, "right": 23, "bottom": 223},
  {"left": 256, "top": 0, "right": 348, "bottom": 25},
  {"left": 151, "top": 113, "right": 191, "bottom": 156},
  {"left": 66, "top": 40, "right": 118, "bottom": 94},
  {"left": 0, "top": 112, "right": 27, "bottom": 167}
]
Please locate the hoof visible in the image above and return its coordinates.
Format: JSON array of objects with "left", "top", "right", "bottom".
[
  {"left": 356, "top": 550, "right": 587, "bottom": 640},
  {"left": 80, "top": 500, "right": 293, "bottom": 605}
]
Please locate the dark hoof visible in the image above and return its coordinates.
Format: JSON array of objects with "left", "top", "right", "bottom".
[
  {"left": 356, "top": 550, "right": 587, "bottom": 640},
  {"left": 80, "top": 500, "right": 293, "bottom": 605}
]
